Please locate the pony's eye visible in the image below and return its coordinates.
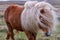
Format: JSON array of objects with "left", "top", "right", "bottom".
[{"left": 40, "top": 9, "right": 45, "bottom": 14}]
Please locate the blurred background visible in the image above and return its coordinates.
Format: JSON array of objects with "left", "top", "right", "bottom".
[{"left": 0, "top": 0, "right": 60, "bottom": 40}]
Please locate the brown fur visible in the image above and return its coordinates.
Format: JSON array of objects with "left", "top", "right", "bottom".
[
  {"left": 4, "top": 4, "right": 37, "bottom": 40},
  {"left": 4, "top": 2, "right": 57, "bottom": 40}
]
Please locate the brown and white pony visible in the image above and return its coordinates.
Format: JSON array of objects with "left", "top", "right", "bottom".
[{"left": 4, "top": 1, "right": 58, "bottom": 40}]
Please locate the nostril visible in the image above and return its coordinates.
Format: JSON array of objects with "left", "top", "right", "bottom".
[{"left": 45, "top": 32, "right": 51, "bottom": 37}]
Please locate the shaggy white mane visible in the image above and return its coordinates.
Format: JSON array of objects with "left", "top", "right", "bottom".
[
  {"left": 24, "top": 1, "right": 38, "bottom": 9},
  {"left": 21, "top": 1, "right": 58, "bottom": 33},
  {"left": 34, "top": 1, "right": 58, "bottom": 32},
  {"left": 21, "top": 1, "right": 39, "bottom": 33}
]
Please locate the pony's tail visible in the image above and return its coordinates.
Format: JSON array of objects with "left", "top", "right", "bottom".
[{"left": 4, "top": 6, "right": 10, "bottom": 22}]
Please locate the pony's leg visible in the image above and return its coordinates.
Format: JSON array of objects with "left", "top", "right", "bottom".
[
  {"left": 6, "top": 22, "right": 15, "bottom": 40},
  {"left": 25, "top": 31, "right": 37, "bottom": 40}
]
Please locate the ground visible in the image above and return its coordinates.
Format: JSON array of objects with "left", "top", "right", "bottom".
[
  {"left": 0, "top": 14, "right": 60, "bottom": 40},
  {"left": 0, "top": 5, "right": 60, "bottom": 40}
]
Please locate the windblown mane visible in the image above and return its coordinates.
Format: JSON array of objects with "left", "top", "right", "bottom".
[
  {"left": 21, "top": 1, "right": 58, "bottom": 33},
  {"left": 33, "top": 2, "right": 58, "bottom": 32},
  {"left": 24, "top": 1, "right": 38, "bottom": 8},
  {"left": 21, "top": 1, "right": 39, "bottom": 33}
]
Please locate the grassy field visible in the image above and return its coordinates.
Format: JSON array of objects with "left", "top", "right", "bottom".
[
  {"left": 0, "top": 8, "right": 60, "bottom": 40},
  {"left": 0, "top": 29, "right": 60, "bottom": 40},
  {"left": 0, "top": 14, "right": 60, "bottom": 40}
]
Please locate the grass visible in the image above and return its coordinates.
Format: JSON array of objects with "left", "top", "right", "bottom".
[
  {"left": 0, "top": 15, "right": 60, "bottom": 40},
  {"left": 0, "top": 31, "right": 6, "bottom": 40},
  {"left": 0, "top": 15, "right": 6, "bottom": 25},
  {"left": 0, "top": 30, "right": 60, "bottom": 40}
]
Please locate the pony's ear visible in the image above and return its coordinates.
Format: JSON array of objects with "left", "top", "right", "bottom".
[
  {"left": 48, "top": 4, "right": 60, "bottom": 16},
  {"left": 51, "top": 6, "right": 57, "bottom": 11},
  {"left": 55, "top": 9, "right": 60, "bottom": 16},
  {"left": 50, "top": 5, "right": 60, "bottom": 15},
  {"left": 49, "top": 5, "right": 57, "bottom": 11},
  {"left": 50, "top": 5, "right": 60, "bottom": 14}
]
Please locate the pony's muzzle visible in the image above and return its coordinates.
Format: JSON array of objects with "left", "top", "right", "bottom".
[
  {"left": 45, "top": 32, "right": 51, "bottom": 37},
  {"left": 45, "top": 29, "right": 51, "bottom": 37}
]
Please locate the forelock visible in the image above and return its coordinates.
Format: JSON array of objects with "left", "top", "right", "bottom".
[
  {"left": 35, "top": 1, "right": 56, "bottom": 10},
  {"left": 24, "top": 1, "right": 38, "bottom": 8}
]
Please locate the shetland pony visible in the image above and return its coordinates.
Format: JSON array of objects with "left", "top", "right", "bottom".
[{"left": 4, "top": 1, "right": 58, "bottom": 40}]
